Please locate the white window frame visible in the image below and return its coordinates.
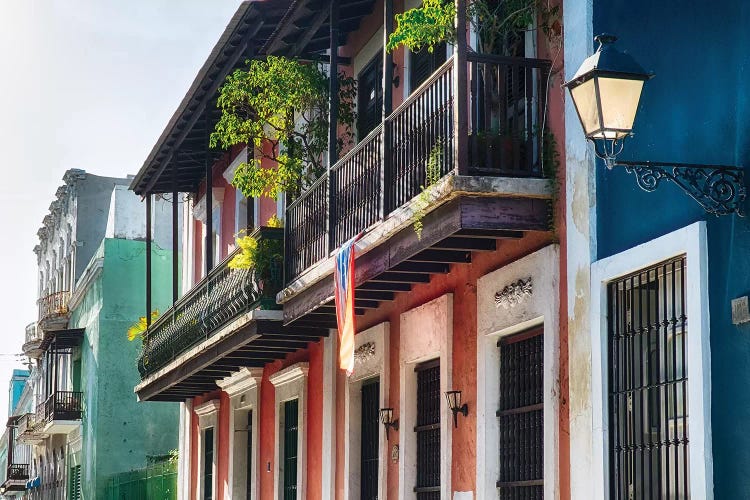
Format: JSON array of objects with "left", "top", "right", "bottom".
[
  {"left": 217, "top": 368, "right": 262, "bottom": 500},
  {"left": 590, "top": 221, "right": 712, "bottom": 499},
  {"left": 270, "top": 363, "right": 309, "bottom": 500},
  {"left": 398, "top": 294, "right": 453, "bottom": 500},
  {"left": 195, "top": 399, "right": 220, "bottom": 500},
  {"left": 476, "top": 244, "right": 560, "bottom": 500},
  {"left": 344, "top": 322, "right": 390, "bottom": 500}
]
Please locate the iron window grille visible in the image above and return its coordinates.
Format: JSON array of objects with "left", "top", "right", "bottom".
[
  {"left": 360, "top": 378, "right": 381, "bottom": 500},
  {"left": 204, "top": 428, "right": 214, "bottom": 500},
  {"left": 414, "top": 360, "right": 440, "bottom": 500},
  {"left": 357, "top": 53, "right": 384, "bottom": 140},
  {"left": 496, "top": 328, "right": 544, "bottom": 499},
  {"left": 608, "top": 256, "right": 689, "bottom": 499},
  {"left": 283, "top": 399, "right": 299, "bottom": 500},
  {"left": 247, "top": 410, "right": 253, "bottom": 499}
]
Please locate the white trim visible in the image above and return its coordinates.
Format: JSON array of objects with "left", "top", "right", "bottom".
[
  {"left": 218, "top": 368, "right": 262, "bottom": 500},
  {"left": 193, "top": 188, "right": 226, "bottom": 223},
  {"left": 196, "top": 399, "right": 220, "bottom": 500},
  {"left": 398, "top": 294, "right": 452, "bottom": 500},
  {"left": 344, "top": 322, "right": 389, "bottom": 500},
  {"left": 590, "top": 221, "right": 712, "bottom": 499},
  {"left": 223, "top": 147, "right": 249, "bottom": 184},
  {"left": 270, "top": 362, "right": 309, "bottom": 500},
  {"left": 177, "top": 400, "right": 192, "bottom": 500},
  {"left": 322, "top": 332, "right": 337, "bottom": 500},
  {"left": 476, "top": 244, "right": 560, "bottom": 500},
  {"left": 68, "top": 256, "right": 103, "bottom": 311}
]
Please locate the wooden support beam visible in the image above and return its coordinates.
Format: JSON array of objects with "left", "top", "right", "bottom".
[
  {"left": 391, "top": 262, "right": 451, "bottom": 274},
  {"left": 431, "top": 237, "right": 496, "bottom": 251},
  {"left": 357, "top": 282, "right": 412, "bottom": 292},
  {"left": 370, "top": 272, "right": 431, "bottom": 283},
  {"left": 408, "top": 249, "right": 472, "bottom": 263},
  {"left": 355, "top": 290, "right": 395, "bottom": 301},
  {"left": 454, "top": 229, "right": 524, "bottom": 239},
  {"left": 145, "top": 195, "right": 152, "bottom": 327}
]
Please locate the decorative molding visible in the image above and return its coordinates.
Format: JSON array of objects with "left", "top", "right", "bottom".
[
  {"left": 269, "top": 362, "right": 309, "bottom": 388},
  {"left": 193, "top": 187, "right": 225, "bottom": 223},
  {"left": 68, "top": 257, "right": 104, "bottom": 311},
  {"left": 223, "top": 147, "right": 249, "bottom": 184},
  {"left": 217, "top": 367, "right": 263, "bottom": 398},
  {"left": 354, "top": 342, "right": 376, "bottom": 364},
  {"left": 494, "top": 277, "right": 533, "bottom": 309},
  {"left": 194, "top": 399, "right": 220, "bottom": 418}
]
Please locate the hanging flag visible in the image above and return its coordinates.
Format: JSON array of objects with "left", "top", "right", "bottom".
[{"left": 334, "top": 235, "right": 360, "bottom": 376}]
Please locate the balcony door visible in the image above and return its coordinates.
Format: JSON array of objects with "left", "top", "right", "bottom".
[
  {"left": 409, "top": 43, "right": 447, "bottom": 93},
  {"left": 357, "top": 52, "right": 384, "bottom": 141}
]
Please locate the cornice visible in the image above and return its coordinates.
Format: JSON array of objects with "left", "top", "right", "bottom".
[
  {"left": 269, "top": 362, "right": 309, "bottom": 388},
  {"left": 216, "top": 367, "right": 263, "bottom": 397}
]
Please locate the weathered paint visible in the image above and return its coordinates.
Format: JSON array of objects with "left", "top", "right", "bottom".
[{"left": 68, "top": 238, "right": 179, "bottom": 499}]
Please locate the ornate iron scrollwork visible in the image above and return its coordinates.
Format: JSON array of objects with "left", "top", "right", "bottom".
[{"left": 617, "top": 161, "right": 746, "bottom": 216}]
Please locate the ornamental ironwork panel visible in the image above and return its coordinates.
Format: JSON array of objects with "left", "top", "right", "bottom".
[
  {"left": 40, "top": 391, "right": 83, "bottom": 422},
  {"left": 138, "top": 227, "right": 283, "bottom": 378},
  {"left": 608, "top": 256, "right": 689, "bottom": 499},
  {"left": 283, "top": 399, "right": 299, "bottom": 500},
  {"left": 496, "top": 329, "right": 544, "bottom": 499},
  {"left": 360, "top": 379, "right": 380, "bottom": 500},
  {"left": 414, "top": 361, "right": 440, "bottom": 500}
]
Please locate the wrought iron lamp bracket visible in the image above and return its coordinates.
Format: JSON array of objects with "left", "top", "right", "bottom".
[{"left": 613, "top": 160, "right": 746, "bottom": 216}]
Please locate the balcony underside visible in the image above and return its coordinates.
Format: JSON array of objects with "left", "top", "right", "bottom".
[
  {"left": 42, "top": 420, "right": 80, "bottom": 435},
  {"left": 136, "top": 311, "right": 327, "bottom": 402},
  {"left": 280, "top": 176, "right": 551, "bottom": 325},
  {"left": 38, "top": 328, "right": 84, "bottom": 352}
]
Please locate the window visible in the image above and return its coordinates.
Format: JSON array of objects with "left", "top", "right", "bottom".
[
  {"left": 410, "top": 43, "right": 447, "bottom": 92},
  {"left": 414, "top": 360, "right": 440, "bottom": 499},
  {"left": 69, "top": 465, "right": 81, "bottom": 500},
  {"left": 357, "top": 53, "right": 383, "bottom": 140},
  {"left": 608, "top": 256, "right": 688, "bottom": 499},
  {"left": 204, "top": 428, "right": 214, "bottom": 500},
  {"left": 282, "top": 399, "right": 299, "bottom": 500},
  {"left": 360, "top": 379, "right": 380, "bottom": 500},
  {"left": 497, "top": 329, "right": 544, "bottom": 499}
]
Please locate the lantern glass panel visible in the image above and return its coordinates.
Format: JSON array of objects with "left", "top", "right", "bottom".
[
  {"left": 569, "top": 79, "right": 601, "bottom": 137},
  {"left": 598, "top": 76, "right": 644, "bottom": 139}
]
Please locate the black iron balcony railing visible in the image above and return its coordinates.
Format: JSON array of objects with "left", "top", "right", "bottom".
[
  {"left": 285, "top": 53, "right": 551, "bottom": 283},
  {"left": 37, "top": 291, "right": 71, "bottom": 324},
  {"left": 6, "top": 464, "right": 29, "bottom": 481},
  {"left": 16, "top": 413, "right": 37, "bottom": 437},
  {"left": 138, "top": 226, "right": 284, "bottom": 378},
  {"left": 39, "top": 391, "right": 83, "bottom": 422}
]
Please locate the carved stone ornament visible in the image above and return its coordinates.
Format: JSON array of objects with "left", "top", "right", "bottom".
[
  {"left": 354, "top": 342, "right": 376, "bottom": 364},
  {"left": 494, "top": 277, "right": 533, "bottom": 309}
]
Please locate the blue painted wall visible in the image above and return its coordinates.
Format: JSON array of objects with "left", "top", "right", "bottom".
[
  {"left": 594, "top": 0, "right": 750, "bottom": 496},
  {"left": 8, "top": 369, "right": 29, "bottom": 417}
]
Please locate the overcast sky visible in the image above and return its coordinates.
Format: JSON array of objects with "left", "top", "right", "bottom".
[{"left": 0, "top": 0, "right": 242, "bottom": 416}]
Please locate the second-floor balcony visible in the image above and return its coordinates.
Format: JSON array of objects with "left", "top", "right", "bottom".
[
  {"left": 15, "top": 413, "right": 45, "bottom": 445},
  {"left": 21, "top": 323, "right": 44, "bottom": 359},
  {"left": 37, "top": 391, "right": 83, "bottom": 435},
  {"left": 37, "top": 291, "right": 71, "bottom": 333}
]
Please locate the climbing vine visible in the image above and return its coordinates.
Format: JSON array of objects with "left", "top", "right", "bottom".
[
  {"left": 211, "top": 56, "right": 357, "bottom": 200},
  {"left": 413, "top": 143, "right": 444, "bottom": 239}
]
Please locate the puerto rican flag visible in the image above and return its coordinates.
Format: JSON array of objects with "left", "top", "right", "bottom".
[{"left": 334, "top": 235, "right": 360, "bottom": 376}]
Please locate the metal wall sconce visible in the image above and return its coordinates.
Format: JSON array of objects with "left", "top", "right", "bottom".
[
  {"left": 379, "top": 408, "right": 399, "bottom": 439},
  {"left": 564, "top": 34, "right": 746, "bottom": 216},
  {"left": 445, "top": 390, "right": 469, "bottom": 428}
]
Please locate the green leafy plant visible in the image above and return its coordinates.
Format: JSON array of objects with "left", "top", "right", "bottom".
[
  {"left": 387, "top": 0, "right": 561, "bottom": 55},
  {"left": 413, "top": 143, "right": 445, "bottom": 239},
  {"left": 228, "top": 216, "right": 284, "bottom": 276},
  {"left": 127, "top": 310, "right": 159, "bottom": 342},
  {"left": 211, "top": 56, "right": 357, "bottom": 200}
]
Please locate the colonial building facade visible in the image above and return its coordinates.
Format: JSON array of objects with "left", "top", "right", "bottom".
[
  {"left": 1, "top": 171, "right": 180, "bottom": 499},
  {"left": 131, "top": 1, "right": 568, "bottom": 499}
]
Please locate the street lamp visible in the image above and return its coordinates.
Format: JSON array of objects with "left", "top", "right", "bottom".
[
  {"left": 379, "top": 408, "right": 399, "bottom": 439},
  {"left": 445, "top": 390, "right": 468, "bottom": 428},
  {"left": 564, "top": 34, "right": 746, "bottom": 216}
]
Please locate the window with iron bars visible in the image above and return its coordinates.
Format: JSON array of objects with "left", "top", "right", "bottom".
[
  {"left": 496, "top": 328, "right": 544, "bottom": 500},
  {"left": 608, "top": 256, "right": 689, "bottom": 499},
  {"left": 282, "top": 399, "right": 299, "bottom": 500},
  {"left": 414, "top": 360, "right": 440, "bottom": 500},
  {"left": 204, "top": 428, "right": 214, "bottom": 500},
  {"left": 360, "top": 378, "right": 380, "bottom": 500}
]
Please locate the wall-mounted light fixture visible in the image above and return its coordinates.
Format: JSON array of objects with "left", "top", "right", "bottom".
[
  {"left": 564, "top": 34, "right": 746, "bottom": 216},
  {"left": 379, "top": 408, "right": 399, "bottom": 439},
  {"left": 445, "top": 390, "right": 468, "bottom": 428}
]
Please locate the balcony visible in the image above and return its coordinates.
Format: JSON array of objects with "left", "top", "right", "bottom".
[
  {"left": 15, "top": 413, "right": 45, "bottom": 445},
  {"left": 281, "top": 53, "right": 553, "bottom": 323},
  {"left": 0, "top": 464, "right": 29, "bottom": 495},
  {"left": 37, "top": 391, "right": 83, "bottom": 434},
  {"left": 36, "top": 291, "right": 71, "bottom": 333},
  {"left": 136, "top": 227, "right": 324, "bottom": 402},
  {"left": 21, "top": 323, "right": 44, "bottom": 359}
]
